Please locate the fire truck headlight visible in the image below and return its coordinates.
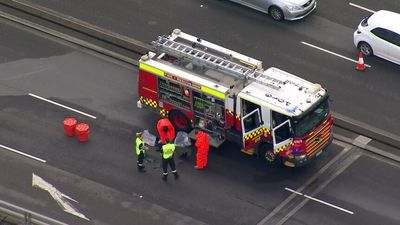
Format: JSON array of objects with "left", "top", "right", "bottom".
[{"left": 295, "top": 154, "right": 307, "bottom": 160}]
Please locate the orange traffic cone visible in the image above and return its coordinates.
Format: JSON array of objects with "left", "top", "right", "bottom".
[{"left": 356, "top": 52, "right": 366, "bottom": 71}]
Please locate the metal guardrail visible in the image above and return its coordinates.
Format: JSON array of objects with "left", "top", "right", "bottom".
[{"left": 0, "top": 199, "right": 68, "bottom": 225}]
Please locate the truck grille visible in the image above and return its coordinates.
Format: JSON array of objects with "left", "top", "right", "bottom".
[{"left": 305, "top": 119, "right": 331, "bottom": 157}]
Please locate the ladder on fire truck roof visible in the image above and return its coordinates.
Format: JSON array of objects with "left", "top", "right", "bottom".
[{"left": 151, "top": 35, "right": 285, "bottom": 90}]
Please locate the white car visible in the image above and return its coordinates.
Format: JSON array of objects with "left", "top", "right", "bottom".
[
  {"left": 353, "top": 10, "right": 400, "bottom": 65},
  {"left": 226, "top": 0, "right": 317, "bottom": 21}
]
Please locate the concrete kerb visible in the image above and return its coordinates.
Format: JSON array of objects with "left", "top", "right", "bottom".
[
  {"left": 332, "top": 111, "right": 400, "bottom": 149},
  {"left": 1, "top": 0, "right": 152, "bottom": 54}
]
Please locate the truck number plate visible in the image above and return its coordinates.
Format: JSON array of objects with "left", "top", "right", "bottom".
[{"left": 316, "top": 150, "right": 323, "bottom": 157}]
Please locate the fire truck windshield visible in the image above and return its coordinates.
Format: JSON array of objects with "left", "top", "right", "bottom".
[{"left": 292, "top": 99, "right": 329, "bottom": 137}]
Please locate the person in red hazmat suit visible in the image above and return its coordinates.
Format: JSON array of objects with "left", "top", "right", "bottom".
[
  {"left": 157, "top": 117, "right": 176, "bottom": 145},
  {"left": 194, "top": 130, "right": 209, "bottom": 170}
]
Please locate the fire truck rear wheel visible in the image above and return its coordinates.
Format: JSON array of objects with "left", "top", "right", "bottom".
[{"left": 168, "top": 110, "right": 192, "bottom": 132}]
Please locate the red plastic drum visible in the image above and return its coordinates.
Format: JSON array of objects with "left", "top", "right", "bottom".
[
  {"left": 75, "top": 123, "right": 90, "bottom": 142},
  {"left": 63, "top": 118, "right": 77, "bottom": 137}
]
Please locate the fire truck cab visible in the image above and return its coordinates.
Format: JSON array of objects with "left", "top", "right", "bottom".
[{"left": 137, "top": 29, "right": 333, "bottom": 167}]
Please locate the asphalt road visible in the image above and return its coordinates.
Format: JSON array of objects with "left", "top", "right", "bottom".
[
  {"left": 26, "top": 0, "right": 400, "bottom": 135},
  {"left": 283, "top": 153, "right": 400, "bottom": 225},
  {"left": 1, "top": 12, "right": 400, "bottom": 225}
]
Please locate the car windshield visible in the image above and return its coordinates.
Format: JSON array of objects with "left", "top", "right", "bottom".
[{"left": 292, "top": 99, "right": 329, "bottom": 137}]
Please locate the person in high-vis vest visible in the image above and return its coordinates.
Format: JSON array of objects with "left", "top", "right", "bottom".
[
  {"left": 136, "top": 132, "right": 146, "bottom": 172},
  {"left": 161, "top": 139, "right": 179, "bottom": 181}
]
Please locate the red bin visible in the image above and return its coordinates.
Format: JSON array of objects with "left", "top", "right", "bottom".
[
  {"left": 75, "top": 123, "right": 89, "bottom": 142},
  {"left": 63, "top": 118, "right": 77, "bottom": 137}
]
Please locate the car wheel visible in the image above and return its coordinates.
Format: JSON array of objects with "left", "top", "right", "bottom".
[
  {"left": 358, "top": 42, "right": 373, "bottom": 56},
  {"left": 168, "top": 110, "right": 192, "bottom": 132},
  {"left": 269, "top": 6, "right": 284, "bottom": 21}
]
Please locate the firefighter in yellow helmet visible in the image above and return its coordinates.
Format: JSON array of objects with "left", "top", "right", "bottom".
[
  {"left": 136, "top": 132, "right": 146, "bottom": 172},
  {"left": 161, "top": 138, "right": 179, "bottom": 181}
]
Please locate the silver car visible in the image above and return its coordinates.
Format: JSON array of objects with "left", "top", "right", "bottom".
[{"left": 226, "top": 0, "right": 317, "bottom": 21}]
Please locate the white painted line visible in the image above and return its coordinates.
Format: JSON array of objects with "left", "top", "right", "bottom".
[
  {"left": 304, "top": 194, "right": 354, "bottom": 215},
  {"left": 29, "top": 93, "right": 97, "bottom": 119},
  {"left": 349, "top": 3, "right": 376, "bottom": 13},
  {"left": 0, "top": 144, "right": 46, "bottom": 163},
  {"left": 284, "top": 188, "right": 354, "bottom": 215},
  {"left": 301, "top": 41, "right": 371, "bottom": 68},
  {"left": 284, "top": 187, "right": 303, "bottom": 196}
]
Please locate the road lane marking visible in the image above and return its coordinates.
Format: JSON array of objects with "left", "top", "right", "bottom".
[
  {"left": 349, "top": 3, "right": 376, "bottom": 13},
  {"left": 301, "top": 41, "right": 371, "bottom": 68},
  {"left": 284, "top": 187, "right": 303, "bottom": 196},
  {"left": 304, "top": 195, "right": 354, "bottom": 214},
  {"left": 0, "top": 144, "right": 46, "bottom": 163},
  {"left": 256, "top": 145, "right": 351, "bottom": 225},
  {"left": 285, "top": 188, "right": 354, "bottom": 215},
  {"left": 29, "top": 93, "right": 97, "bottom": 119},
  {"left": 32, "top": 173, "right": 90, "bottom": 221}
]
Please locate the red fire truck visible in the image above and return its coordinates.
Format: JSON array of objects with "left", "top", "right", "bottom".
[{"left": 137, "top": 29, "right": 333, "bottom": 167}]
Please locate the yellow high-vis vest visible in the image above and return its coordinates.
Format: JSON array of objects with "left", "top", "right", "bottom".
[{"left": 162, "top": 143, "right": 175, "bottom": 159}]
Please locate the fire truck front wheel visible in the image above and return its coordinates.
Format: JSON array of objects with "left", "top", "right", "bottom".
[
  {"left": 258, "top": 143, "right": 281, "bottom": 165},
  {"left": 169, "top": 110, "right": 192, "bottom": 132}
]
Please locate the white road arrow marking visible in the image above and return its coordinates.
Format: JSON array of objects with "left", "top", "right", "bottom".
[{"left": 32, "top": 173, "right": 90, "bottom": 221}]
